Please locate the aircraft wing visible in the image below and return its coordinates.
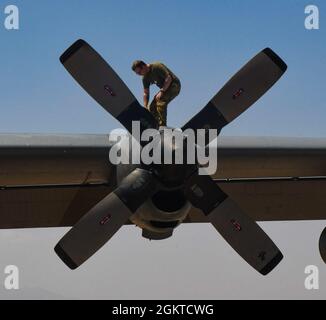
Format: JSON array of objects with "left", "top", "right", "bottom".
[
  {"left": 186, "top": 136, "right": 326, "bottom": 222},
  {"left": 0, "top": 134, "right": 116, "bottom": 229},
  {"left": 1, "top": 134, "right": 326, "bottom": 229},
  {"left": 185, "top": 178, "right": 326, "bottom": 223}
]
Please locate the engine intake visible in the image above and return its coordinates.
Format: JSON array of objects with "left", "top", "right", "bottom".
[{"left": 151, "top": 189, "right": 186, "bottom": 212}]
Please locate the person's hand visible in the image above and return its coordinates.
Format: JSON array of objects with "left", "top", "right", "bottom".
[{"left": 155, "top": 91, "right": 163, "bottom": 101}]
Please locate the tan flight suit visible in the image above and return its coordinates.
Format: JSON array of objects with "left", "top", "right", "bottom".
[{"left": 142, "top": 62, "right": 181, "bottom": 126}]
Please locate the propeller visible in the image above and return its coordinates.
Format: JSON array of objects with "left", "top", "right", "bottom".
[
  {"left": 56, "top": 39, "right": 287, "bottom": 274},
  {"left": 55, "top": 168, "right": 157, "bottom": 269},
  {"left": 184, "top": 172, "right": 283, "bottom": 275},
  {"left": 182, "top": 48, "right": 287, "bottom": 145},
  {"left": 180, "top": 47, "right": 287, "bottom": 274},
  {"left": 60, "top": 39, "right": 158, "bottom": 141}
]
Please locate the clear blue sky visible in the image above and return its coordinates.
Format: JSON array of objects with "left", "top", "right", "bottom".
[{"left": 0, "top": 0, "right": 325, "bottom": 137}]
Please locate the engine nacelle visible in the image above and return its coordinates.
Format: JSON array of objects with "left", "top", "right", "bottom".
[
  {"left": 130, "top": 188, "right": 191, "bottom": 234},
  {"left": 319, "top": 227, "right": 326, "bottom": 263}
]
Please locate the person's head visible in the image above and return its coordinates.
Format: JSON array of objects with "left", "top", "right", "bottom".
[{"left": 132, "top": 60, "right": 149, "bottom": 76}]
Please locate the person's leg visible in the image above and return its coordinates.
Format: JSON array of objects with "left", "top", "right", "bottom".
[
  {"left": 155, "top": 99, "right": 168, "bottom": 126},
  {"left": 156, "top": 81, "right": 181, "bottom": 126},
  {"left": 148, "top": 98, "right": 160, "bottom": 124}
]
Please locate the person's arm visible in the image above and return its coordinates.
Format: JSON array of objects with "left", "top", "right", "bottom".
[
  {"left": 160, "top": 74, "right": 173, "bottom": 93},
  {"left": 143, "top": 88, "right": 150, "bottom": 109},
  {"left": 155, "top": 74, "right": 172, "bottom": 101},
  {"left": 155, "top": 63, "right": 173, "bottom": 100},
  {"left": 142, "top": 76, "right": 150, "bottom": 108}
]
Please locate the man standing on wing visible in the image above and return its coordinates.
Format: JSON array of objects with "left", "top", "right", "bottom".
[{"left": 132, "top": 60, "right": 181, "bottom": 126}]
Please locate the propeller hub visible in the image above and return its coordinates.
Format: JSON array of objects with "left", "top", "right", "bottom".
[{"left": 149, "top": 127, "right": 197, "bottom": 187}]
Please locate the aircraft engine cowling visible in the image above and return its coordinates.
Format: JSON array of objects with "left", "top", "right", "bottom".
[
  {"left": 114, "top": 131, "right": 193, "bottom": 236},
  {"left": 319, "top": 227, "right": 326, "bottom": 263},
  {"left": 129, "top": 188, "right": 191, "bottom": 234}
]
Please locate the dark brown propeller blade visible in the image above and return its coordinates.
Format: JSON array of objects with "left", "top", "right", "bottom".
[
  {"left": 182, "top": 48, "right": 287, "bottom": 145},
  {"left": 55, "top": 168, "right": 157, "bottom": 269},
  {"left": 184, "top": 172, "right": 283, "bottom": 275}
]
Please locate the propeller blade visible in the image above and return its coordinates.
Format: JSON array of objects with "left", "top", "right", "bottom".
[
  {"left": 184, "top": 172, "right": 283, "bottom": 275},
  {"left": 182, "top": 48, "right": 287, "bottom": 145},
  {"left": 55, "top": 168, "right": 157, "bottom": 269},
  {"left": 60, "top": 39, "right": 158, "bottom": 139}
]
